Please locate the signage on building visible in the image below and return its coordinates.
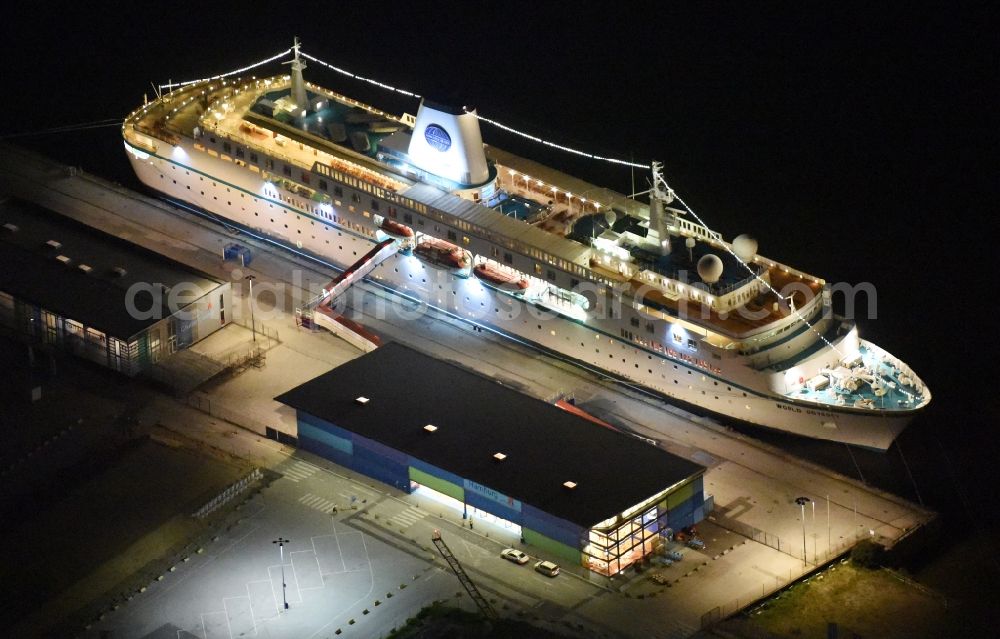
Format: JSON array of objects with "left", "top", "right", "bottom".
[
  {"left": 463, "top": 479, "right": 522, "bottom": 512},
  {"left": 424, "top": 124, "right": 452, "bottom": 152}
]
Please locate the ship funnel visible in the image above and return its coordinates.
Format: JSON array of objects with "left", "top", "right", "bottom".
[{"left": 407, "top": 100, "right": 489, "bottom": 186}]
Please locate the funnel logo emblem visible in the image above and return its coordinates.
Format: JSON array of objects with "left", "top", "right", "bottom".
[{"left": 424, "top": 124, "right": 452, "bottom": 152}]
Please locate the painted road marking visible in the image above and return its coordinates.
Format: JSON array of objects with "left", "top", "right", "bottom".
[
  {"left": 247, "top": 579, "right": 279, "bottom": 619},
  {"left": 298, "top": 492, "right": 338, "bottom": 513},
  {"left": 291, "top": 550, "right": 325, "bottom": 590},
  {"left": 200, "top": 610, "right": 230, "bottom": 639},
  {"left": 389, "top": 506, "right": 428, "bottom": 528},
  {"left": 311, "top": 534, "right": 346, "bottom": 575},
  {"left": 222, "top": 595, "right": 255, "bottom": 638},
  {"left": 282, "top": 460, "right": 319, "bottom": 482}
]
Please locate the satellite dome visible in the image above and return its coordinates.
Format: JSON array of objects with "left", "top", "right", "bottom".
[
  {"left": 697, "top": 254, "right": 724, "bottom": 284},
  {"left": 732, "top": 234, "right": 758, "bottom": 262},
  {"left": 604, "top": 209, "right": 617, "bottom": 227},
  {"left": 685, "top": 237, "right": 696, "bottom": 248}
]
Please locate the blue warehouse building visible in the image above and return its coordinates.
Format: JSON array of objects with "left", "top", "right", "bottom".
[{"left": 277, "top": 342, "right": 707, "bottom": 576}]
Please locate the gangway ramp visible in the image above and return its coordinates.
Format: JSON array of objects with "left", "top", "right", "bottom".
[
  {"left": 297, "top": 238, "right": 397, "bottom": 351},
  {"left": 310, "top": 238, "right": 397, "bottom": 308}
]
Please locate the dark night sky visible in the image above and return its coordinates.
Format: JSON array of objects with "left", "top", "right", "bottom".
[{"left": 1, "top": 3, "right": 997, "bottom": 517}]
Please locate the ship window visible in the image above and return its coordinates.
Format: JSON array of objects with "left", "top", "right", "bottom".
[
  {"left": 352, "top": 193, "right": 361, "bottom": 203},
  {"left": 209, "top": 136, "right": 216, "bottom": 143},
  {"left": 447, "top": 230, "right": 457, "bottom": 242},
  {"left": 283, "top": 165, "right": 291, "bottom": 176},
  {"left": 334, "top": 186, "right": 343, "bottom": 197},
  {"left": 250, "top": 152, "right": 258, "bottom": 163},
  {"left": 301, "top": 172, "right": 310, "bottom": 184},
  {"left": 646, "top": 323, "right": 654, "bottom": 333},
  {"left": 571, "top": 278, "right": 579, "bottom": 289},
  {"left": 630, "top": 317, "right": 640, "bottom": 328},
  {"left": 403, "top": 213, "right": 412, "bottom": 224},
  {"left": 463, "top": 236, "right": 470, "bottom": 245},
  {"left": 319, "top": 179, "right": 328, "bottom": 191},
  {"left": 371, "top": 199, "right": 380, "bottom": 211},
  {"left": 235, "top": 148, "right": 244, "bottom": 158},
  {"left": 673, "top": 333, "right": 682, "bottom": 344},
  {"left": 223, "top": 142, "right": 231, "bottom": 153},
  {"left": 504, "top": 252, "right": 513, "bottom": 264},
  {"left": 547, "top": 269, "right": 555, "bottom": 281},
  {"left": 687, "top": 339, "right": 697, "bottom": 350},
  {"left": 265, "top": 159, "right": 274, "bottom": 170},
  {"left": 534, "top": 263, "right": 542, "bottom": 275}
]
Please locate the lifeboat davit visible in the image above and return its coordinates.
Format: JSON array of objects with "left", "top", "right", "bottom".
[
  {"left": 414, "top": 238, "right": 471, "bottom": 271},
  {"left": 379, "top": 218, "right": 414, "bottom": 238},
  {"left": 473, "top": 263, "right": 529, "bottom": 291}
]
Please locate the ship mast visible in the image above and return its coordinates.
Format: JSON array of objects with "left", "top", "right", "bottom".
[
  {"left": 285, "top": 36, "right": 309, "bottom": 115},
  {"left": 634, "top": 161, "right": 677, "bottom": 255}
]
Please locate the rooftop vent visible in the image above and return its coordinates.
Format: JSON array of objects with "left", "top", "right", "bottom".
[
  {"left": 355, "top": 396, "right": 370, "bottom": 405},
  {"left": 55, "top": 255, "right": 71, "bottom": 265},
  {"left": 78, "top": 264, "right": 92, "bottom": 273},
  {"left": 562, "top": 481, "right": 577, "bottom": 490},
  {"left": 111, "top": 266, "right": 127, "bottom": 278},
  {"left": 2, "top": 223, "right": 18, "bottom": 233},
  {"left": 493, "top": 452, "right": 507, "bottom": 461},
  {"left": 45, "top": 239, "right": 62, "bottom": 250},
  {"left": 423, "top": 424, "right": 438, "bottom": 433}
]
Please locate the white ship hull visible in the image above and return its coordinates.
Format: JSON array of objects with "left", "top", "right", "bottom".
[{"left": 124, "top": 136, "right": 919, "bottom": 450}]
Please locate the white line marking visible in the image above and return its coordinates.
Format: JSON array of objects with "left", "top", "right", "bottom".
[{"left": 222, "top": 596, "right": 254, "bottom": 638}]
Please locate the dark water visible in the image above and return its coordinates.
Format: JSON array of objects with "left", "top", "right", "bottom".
[{"left": 3, "top": 5, "right": 995, "bottom": 531}]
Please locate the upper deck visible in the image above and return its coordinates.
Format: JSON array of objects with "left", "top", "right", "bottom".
[{"left": 124, "top": 75, "right": 827, "bottom": 343}]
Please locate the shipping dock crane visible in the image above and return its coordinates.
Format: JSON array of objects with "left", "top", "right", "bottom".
[{"left": 430, "top": 530, "right": 498, "bottom": 620}]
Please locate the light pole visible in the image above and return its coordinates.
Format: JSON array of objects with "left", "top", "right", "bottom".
[
  {"left": 245, "top": 275, "right": 257, "bottom": 343},
  {"left": 811, "top": 499, "right": 816, "bottom": 561},
  {"left": 273, "top": 537, "right": 290, "bottom": 609},
  {"left": 795, "top": 496, "right": 810, "bottom": 567},
  {"left": 827, "top": 494, "right": 831, "bottom": 551}
]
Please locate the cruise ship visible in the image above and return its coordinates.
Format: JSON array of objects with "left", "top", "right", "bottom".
[{"left": 121, "top": 42, "right": 930, "bottom": 450}]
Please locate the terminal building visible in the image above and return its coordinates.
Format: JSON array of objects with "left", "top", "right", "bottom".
[
  {"left": 0, "top": 198, "right": 231, "bottom": 376},
  {"left": 277, "top": 342, "right": 708, "bottom": 576}
]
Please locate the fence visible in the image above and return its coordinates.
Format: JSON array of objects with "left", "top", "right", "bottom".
[
  {"left": 232, "top": 316, "right": 279, "bottom": 350},
  {"left": 192, "top": 468, "right": 263, "bottom": 519},
  {"left": 186, "top": 392, "right": 271, "bottom": 436},
  {"left": 700, "top": 515, "right": 867, "bottom": 628}
]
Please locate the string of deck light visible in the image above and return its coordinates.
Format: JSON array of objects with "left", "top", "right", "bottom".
[
  {"left": 158, "top": 47, "right": 293, "bottom": 90},
  {"left": 298, "top": 51, "right": 422, "bottom": 99},
  {"left": 152, "top": 47, "right": 842, "bottom": 358},
  {"left": 463, "top": 111, "right": 648, "bottom": 169}
]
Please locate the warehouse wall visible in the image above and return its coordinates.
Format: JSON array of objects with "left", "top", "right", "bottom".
[{"left": 296, "top": 410, "right": 698, "bottom": 572}]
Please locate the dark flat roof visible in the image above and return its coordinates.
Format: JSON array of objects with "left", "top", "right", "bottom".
[
  {"left": 0, "top": 198, "right": 223, "bottom": 340},
  {"left": 277, "top": 342, "right": 704, "bottom": 528}
]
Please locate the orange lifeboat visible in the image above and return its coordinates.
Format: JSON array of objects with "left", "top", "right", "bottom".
[
  {"left": 473, "top": 263, "right": 529, "bottom": 291},
  {"left": 414, "top": 238, "right": 471, "bottom": 270},
  {"left": 379, "top": 218, "right": 414, "bottom": 238}
]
